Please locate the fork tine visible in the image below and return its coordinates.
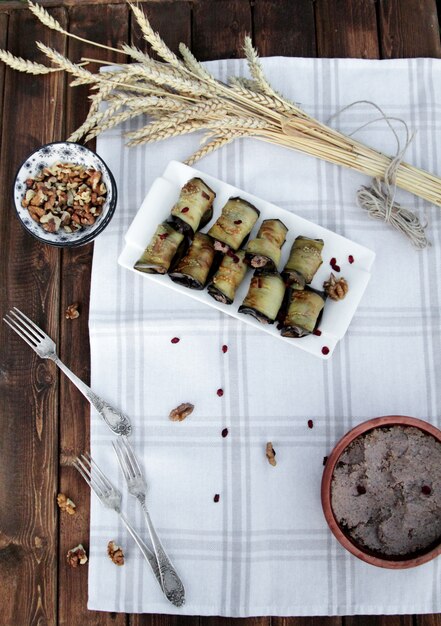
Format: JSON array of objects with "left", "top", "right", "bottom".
[
  {"left": 113, "top": 439, "right": 132, "bottom": 482},
  {"left": 10, "top": 308, "right": 46, "bottom": 343},
  {"left": 84, "top": 453, "right": 116, "bottom": 492},
  {"left": 3, "top": 315, "right": 38, "bottom": 349},
  {"left": 120, "top": 436, "right": 142, "bottom": 477},
  {"left": 75, "top": 456, "right": 105, "bottom": 496},
  {"left": 12, "top": 307, "right": 47, "bottom": 339}
]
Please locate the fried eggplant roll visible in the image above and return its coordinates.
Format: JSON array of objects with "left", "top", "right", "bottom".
[
  {"left": 169, "top": 232, "right": 216, "bottom": 289},
  {"left": 170, "top": 177, "right": 216, "bottom": 234},
  {"left": 207, "top": 250, "right": 248, "bottom": 305},
  {"left": 280, "top": 287, "right": 325, "bottom": 337},
  {"left": 207, "top": 197, "right": 260, "bottom": 252},
  {"left": 238, "top": 270, "right": 285, "bottom": 324},
  {"left": 282, "top": 236, "right": 324, "bottom": 287},
  {"left": 134, "top": 222, "right": 186, "bottom": 274},
  {"left": 245, "top": 219, "right": 288, "bottom": 271}
]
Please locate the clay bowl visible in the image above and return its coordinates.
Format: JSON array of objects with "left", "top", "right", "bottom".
[{"left": 321, "top": 415, "right": 441, "bottom": 569}]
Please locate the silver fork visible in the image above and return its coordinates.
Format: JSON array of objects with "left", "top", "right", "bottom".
[
  {"left": 73, "top": 452, "right": 184, "bottom": 607},
  {"left": 113, "top": 436, "right": 185, "bottom": 607},
  {"left": 3, "top": 307, "right": 131, "bottom": 436}
]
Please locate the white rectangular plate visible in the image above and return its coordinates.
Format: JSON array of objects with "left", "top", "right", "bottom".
[{"left": 118, "top": 160, "right": 375, "bottom": 359}]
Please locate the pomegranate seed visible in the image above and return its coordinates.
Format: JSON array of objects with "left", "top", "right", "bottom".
[
  {"left": 313, "top": 329, "right": 322, "bottom": 336},
  {"left": 234, "top": 219, "right": 242, "bottom": 225},
  {"left": 201, "top": 191, "right": 210, "bottom": 200},
  {"left": 323, "top": 456, "right": 328, "bottom": 466},
  {"left": 222, "top": 428, "right": 228, "bottom": 438},
  {"left": 422, "top": 485, "right": 432, "bottom": 495},
  {"left": 213, "top": 494, "right": 220, "bottom": 503},
  {"left": 357, "top": 485, "right": 366, "bottom": 495},
  {"left": 348, "top": 255, "right": 354, "bottom": 264},
  {"left": 321, "top": 346, "right": 330, "bottom": 355},
  {"left": 181, "top": 207, "right": 189, "bottom": 213},
  {"left": 330, "top": 257, "right": 337, "bottom": 266},
  {"left": 333, "top": 264, "right": 341, "bottom": 272},
  {"left": 307, "top": 419, "right": 314, "bottom": 429},
  {"left": 159, "top": 233, "right": 169, "bottom": 240},
  {"left": 171, "top": 337, "right": 180, "bottom": 344},
  {"left": 222, "top": 345, "right": 228, "bottom": 353},
  {"left": 217, "top": 388, "right": 224, "bottom": 397}
]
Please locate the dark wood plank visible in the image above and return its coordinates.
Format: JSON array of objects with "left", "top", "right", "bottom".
[
  {"left": 0, "top": 8, "right": 66, "bottom": 625},
  {"left": 132, "top": 1, "right": 191, "bottom": 56},
  {"left": 192, "top": 0, "right": 252, "bottom": 61},
  {"left": 417, "top": 616, "right": 441, "bottom": 626},
  {"left": 378, "top": 0, "right": 441, "bottom": 58},
  {"left": 58, "top": 5, "right": 129, "bottom": 626},
  {"left": 345, "top": 617, "right": 412, "bottom": 626},
  {"left": 253, "top": 0, "right": 316, "bottom": 57},
  {"left": 315, "top": 0, "right": 380, "bottom": 58},
  {"left": 0, "top": 13, "right": 8, "bottom": 155}
]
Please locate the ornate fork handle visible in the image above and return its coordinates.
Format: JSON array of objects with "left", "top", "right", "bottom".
[
  {"left": 138, "top": 496, "right": 185, "bottom": 607},
  {"left": 118, "top": 511, "right": 164, "bottom": 590},
  {"left": 52, "top": 355, "right": 132, "bottom": 436}
]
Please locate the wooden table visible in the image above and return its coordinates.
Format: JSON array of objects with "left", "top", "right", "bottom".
[{"left": 0, "top": 0, "right": 440, "bottom": 624}]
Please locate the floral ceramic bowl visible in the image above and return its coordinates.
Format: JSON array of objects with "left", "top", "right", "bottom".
[{"left": 13, "top": 141, "right": 117, "bottom": 247}]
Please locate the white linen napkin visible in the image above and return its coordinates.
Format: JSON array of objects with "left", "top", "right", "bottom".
[{"left": 88, "top": 57, "right": 441, "bottom": 616}]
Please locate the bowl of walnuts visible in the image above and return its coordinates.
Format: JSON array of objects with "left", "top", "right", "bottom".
[{"left": 13, "top": 141, "right": 117, "bottom": 247}]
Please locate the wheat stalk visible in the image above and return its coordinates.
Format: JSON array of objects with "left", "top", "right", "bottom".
[
  {"left": 0, "top": 49, "right": 61, "bottom": 75},
  {"left": 28, "top": 0, "right": 123, "bottom": 55},
  {"left": 128, "top": 3, "right": 183, "bottom": 70},
  {"left": 184, "top": 131, "right": 248, "bottom": 165},
  {"left": 0, "top": 0, "right": 438, "bottom": 246}
]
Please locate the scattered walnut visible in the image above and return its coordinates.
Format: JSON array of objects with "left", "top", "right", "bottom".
[
  {"left": 20, "top": 162, "right": 107, "bottom": 235},
  {"left": 107, "top": 540, "right": 125, "bottom": 566},
  {"left": 57, "top": 493, "right": 76, "bottom": 515},
  {"left": 266, "top": 442, "right": 277, "bottom": 467},
  {"left": 323, "top": 273, "right": 349, "bottom": 301},
  {"left": 66, "top": 544, "right": 88, "bottom": 567},
  {"left": 169, "top": 402, "right": 194, "bottom": 422},
  {"left": 65, "top": 302, "right": 80, "bottom": 320}
]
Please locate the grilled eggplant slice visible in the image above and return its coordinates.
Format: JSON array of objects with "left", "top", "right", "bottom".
[
  {"left": 280, "top": 287, "right": 325, "bottom": 337},
  {"left": 207, "top": 197, "right": 260, "bottom": 252},
  {"left": 245, "top": 219, "right": 288, "bottom": 270},
  {"left": 169, "top": 232, "right": 216, "bottom": 289},
  {"left": 170, "top": 177, "right": 216, "bottom": 234},
  {"left": 207, "top": 250, "right": 248, "bottom": 305},
  {"left": 282, "top": 236, "right": 324, "bottom": 287},
  {"left": 238, "top": 270, "right": 285, "bottom": 324},
  {"left": 134, "top": 222, "right": 186, "bottom": 274}
]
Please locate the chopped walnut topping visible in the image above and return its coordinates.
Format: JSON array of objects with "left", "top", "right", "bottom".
[
  {"left": 323, "top": 273, "right": 349, "bottom": 301},
  {"left": 266, "top": 442, "right": 277, "bottom": 467},
  {"left": 65, "top": 303, "right": 80, "bottom": 320},
  {"left": 20, "top": 162, "right": 107, "bottom": 235},
  {"left": 57, "top": 493, "right": 76, "bottom": 515},
  {"left": 169, "top": 402, "right": 194, "bottom": 422},
  {"left": 107, "top": 541, "right": 125, "bottom": 566},
  {"left": 67, "top": 544, "right": 88, "bottom": 567}
]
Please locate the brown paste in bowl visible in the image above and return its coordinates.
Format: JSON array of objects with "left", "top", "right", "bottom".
[{"left": 331, "top": 425, "right": 441, "bottom": 556}]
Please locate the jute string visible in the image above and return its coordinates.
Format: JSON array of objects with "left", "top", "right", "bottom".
[{"left": 328, "top": 101, "right": 429, "bottom": 249}]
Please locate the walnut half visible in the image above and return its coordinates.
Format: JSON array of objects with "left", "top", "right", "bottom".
[
  {"left": 266, "top": 442, "right": 277, "bottom": 467},
  {"left": 57, "top": 493, "right": 76, "bottom": 515},
  {"left": 169, "top": 402, "right": 194, "bottom": 422},
  {"left": 67, "top": 544, "right": 88, "bottom": 567},
  {"left": 107, "top": 540, "right": 125, "bottom": 566}
]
